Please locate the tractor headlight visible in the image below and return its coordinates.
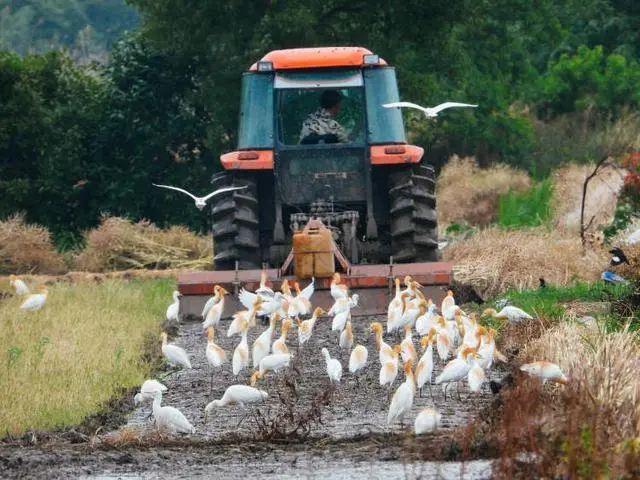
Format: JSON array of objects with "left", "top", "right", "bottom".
[
  {"left": 363, "top": 54, "right": 379, "bottom": 65},
  {"left": 257, "top": 61, "right": 274, "bottom": 72}
]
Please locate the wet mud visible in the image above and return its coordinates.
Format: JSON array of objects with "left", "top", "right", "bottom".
[{"left": 1, "top": 312, "right": 506, "bottom": 479}]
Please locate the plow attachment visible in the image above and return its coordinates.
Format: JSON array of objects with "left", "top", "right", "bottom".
[
  {"left": 177, "top": 219, "right": 453, "bottom": 320},
  {"left": 177, "top": 262, "right": 453, "bottom": 320}
]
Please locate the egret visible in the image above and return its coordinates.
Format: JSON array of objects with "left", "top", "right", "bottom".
[
  {"left": 161, "top": 332, "right": 192, "bottom": 370},
  {"left": 227, "top": 297, "right": 263, "bottom": 336},
  {"left": 253, "top": 313, "right": 280, "bottom": 368},
  {"left": 330, "top": 272, "right": 348, "bottom": 300},
  {"left": 271, "top": 318, "right": 291, "bottom": 355},
  {"left": 202, "top": 285, "right": 227, "bottom": 320},
  {"left": 415, "top": 302, "right": 437, "bottom": 336},
  {"left": 435, "top": 346, "right": 476, "bottom": 400},
  {"left": 400, "top": 325, "right": 417, "bottom": 364},
  {"left": 202, "top": 286, "right": 229, "bottom": 330},
  {"left": 387, "top": 359, "right": 415, "bottom": 427},
  {"left": 19, "top": 285, "right": 48, "bottom": 312},
  {"left": 370, "top": 322, "right": 394, "bottom": 364},
  {"left": 415, "top": 329, "right": 436, "bottom": 397},
  {"left": 9, "top": 275, "right": 29, "bottom": 296},
  {"left": 483, "top": 306, "right": 533, "bottom": 323},
  {"left": 383, "top": 101, "right": 477, "bottom": 118},
  {"left": 339, "top": 320, "right": 354, "bottom": 351},
  {"left": 206, "top": 327, "right": 226, "bottom": 393},
  {"left": 414, "top": 408, "right": 442, "bottom": 435},
  {"left": 379, "top": 345, "right": 402, "bottom": 394},
  {"left": 321, "top": 347, "right": 343, "bottom": 383},
  {"left": 520, "top": 361, "right": 568, "bottom": 384},
  {"left": 152, "top": 391, "right": 195, "bottom": 434},
  {"left": 297, "top": 307, "right": 326, "bottom": 346},
  {"left": 330, "top": 295, "right": 358, "bottom": 332},
  {"left": 250, "top": 353, "right": 292, "bottom": 386},
  {"left": 166, "top": 290, "right": 181, "bottom": 323},
  {"left": 134, "top": 379, "right": 167, "bottom": 405},
  {"left": 289, "top": 279, "right": 314, "bottom": 319},
  {"left": 204, "top": 385, "right": 268, "bottom": 423},
  {"left": 348, "top": 344, "right": 368, "bottom": 384},
  {"left": 152, "top": 183, "right": 247, "bottom": 210},
  {"left": 232, "top": 320, "right": 250, "bottom": 376}
]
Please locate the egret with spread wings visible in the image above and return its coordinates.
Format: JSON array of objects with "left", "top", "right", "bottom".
[
  {"left": 153, "top": 184, "right": 247, "bottom": 210},
  {"left": 383, "top": 101, "right": 477, "bottom": 118}
]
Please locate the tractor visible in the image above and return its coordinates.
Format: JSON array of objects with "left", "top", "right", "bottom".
[{"left": 178, "top": 47, "right": 453, "bottom": 318}]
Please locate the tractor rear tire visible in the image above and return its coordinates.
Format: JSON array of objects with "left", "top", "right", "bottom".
[
  {"left": 389, "top": 163, "right": 440, "bottom": 263},
  {"left": 210, "top": 173, "right": 261, "bottom": 270}
]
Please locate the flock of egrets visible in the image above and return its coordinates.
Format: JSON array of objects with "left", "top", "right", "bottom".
[{"left": 133, "top": 272, "right": 568, "bottom": 436}]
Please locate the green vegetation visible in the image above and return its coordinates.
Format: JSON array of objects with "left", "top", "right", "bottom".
[
  {"left": 0, "top": 0, "right": 138, "bottom": 59},
  {"left": 0, "top": 279, "right": 171, "bottom": 435},
  {"left": 484, "top": 281, "right": 636, "bottom": 329},
  {"left": 498, "top": 179, "right": 553, "bottom": 229},
  {"left": 1, "top": 1, "right": 639, "bottom": 245}
]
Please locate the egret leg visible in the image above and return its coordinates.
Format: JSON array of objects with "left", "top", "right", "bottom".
[
  {"left": 209, "top": 371, "right": 214, "bottom": 396},
  {"left": 428, "top": 382, "right": 434, "bottom": 401},
  {"left": 456, "top": 381, "right": 462, "bottom": 401},
  {"left": 443, "top": 383, "right": 448, "bottom": 402}
]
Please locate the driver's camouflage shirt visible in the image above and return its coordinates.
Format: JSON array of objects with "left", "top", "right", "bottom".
[{"left": 299, "top": 108, "right": 348, "bottom": 143}]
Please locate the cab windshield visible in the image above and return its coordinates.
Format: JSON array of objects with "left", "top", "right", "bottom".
[{"left": 275, "top": 70, "right": 365, "bottom": 146}]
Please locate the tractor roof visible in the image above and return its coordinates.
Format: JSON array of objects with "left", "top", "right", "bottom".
[{"left": 249, "top": 47, "right": 388, "bottom": 71}]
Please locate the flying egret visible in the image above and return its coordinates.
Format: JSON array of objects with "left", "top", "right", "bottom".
[
  {"left": 152, "top": 391, "right": 195, "bottom": 434},
  {"left": 152, "top": 183, "right": 247, "bottom": 210},
  {"left": 383, "top": 101, "right": 477, "bottom": 118}
]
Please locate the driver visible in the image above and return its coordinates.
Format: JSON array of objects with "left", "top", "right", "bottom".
[{"left": 299, "top": 89, "right": 349, "bottom": 144}]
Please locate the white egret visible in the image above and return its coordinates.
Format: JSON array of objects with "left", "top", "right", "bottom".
[
  {"left": 204, "top": 385, "right": 268, "bottom": 423},
  {"left": 383, "top": 101, "right": 477, "bottom": 118},
  {"left": 166, "top": 290, "right": 181, "bottom": 323},
  {"left": 19, "top": 285, "right": 48, "bottom": 312},
  {"left": 161, "top": 332, "right": 192, "bottom": 369},
  {"left": 321, "top": 347, "right": 343, "bottom": 383},
  {"left": 153, "top": 183, "right": 247, "bottom": 210},
  {"left": 152, "top": 391, "right": 195, "bottom": 434},
  {"left": 134, "top": 379, "right": 167, "bottom": 405},
  {"left": 9, "top": 275, "right": 30, "bottom": 295},
  {"left": 520, "top": 361, "right": 568, "bottom": 384},
  {"left": 414, "top": 408, "right": 442, "bottom": 435}
]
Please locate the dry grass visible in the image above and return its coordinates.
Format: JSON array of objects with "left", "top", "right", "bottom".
[
  {"left": 443, "top": 227, "right": 608, "bottom": 298},
  {"left": 0, "top": 214, "right": 66, "bottom": 274},
  {"left": 74, "top": 216, "right": 212, "bottom": 272},
  {"left": 488, "top": 321, "right": 640, "bottom": 478},
  {"left": 552, "top": 163, "right": 627, "bottom": 233},
  {"left": 0, "top": 279, "right": 171, "bottom": 436},
  {"left": 437, "top": 156, "right": 531, "bottom": 228}
]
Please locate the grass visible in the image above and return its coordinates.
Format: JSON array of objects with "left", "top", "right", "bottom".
[
  {"left": 498, "top": 179, "right": 553, "bottom": 229},
  {"left": 487, "top": 281, "right": 634, "bottom": 325},
  {"left": 437, "top": 155, "right": 531, "bottom": 229},
  {"left": 0, "top": 278, "right": 173, "bottom": 436},
  {"left": 443, "top": 227, "right": 608, "bottom": 298}
]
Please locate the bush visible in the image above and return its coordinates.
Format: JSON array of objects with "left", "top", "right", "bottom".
[
  {"left": 0, "top": 214, "right": 66, "bottom": 274},
  {"left": 498, "top": 179, "right": 553, "bottom": 229},
  {"left": 74, "top": 216, "right": 212, "bottom": 272},
  {"left": 437, "top": 156, "right": 531, "bottom": 229}
]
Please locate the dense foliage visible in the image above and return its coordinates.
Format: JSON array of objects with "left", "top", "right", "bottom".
[
  {"left": 0, "top": 0, "right": 639, "bottom": 245},
  {"left": 0, "top": 0, "right": 138, "bottom": 61}
]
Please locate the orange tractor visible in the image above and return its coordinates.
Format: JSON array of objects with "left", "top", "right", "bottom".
[{"left": 178, "top": 47, "right": 453, "bottom": 317}]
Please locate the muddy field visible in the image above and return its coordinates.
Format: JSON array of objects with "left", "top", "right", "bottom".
[{"left": 1, "top": 311, "right": 507, "bottom": 479}]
